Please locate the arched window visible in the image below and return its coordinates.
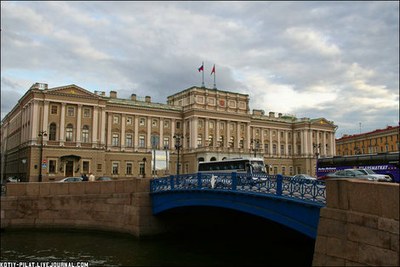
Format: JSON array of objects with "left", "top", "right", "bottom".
[
  {"left": 49, "top": 123, "right": 57, "bottom": 141},
  {"left": 82, "top": 125, "right": 89, "bottom": 143},
  {"left": 198, "top": 157, "right": 204, "bottom": 162},
  {"left": 210, "top": 157, "right": 217, "bottom": 161},
  {"left": 66, "top": 124, "right": 73, "bottom": 141}
]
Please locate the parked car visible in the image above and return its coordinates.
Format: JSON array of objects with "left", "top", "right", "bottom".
[
  {"left": 6, "top": 176, "right": 21, "bottom": 183},
  {"left": 320, "top": 169, "right": 377, "bottom": 181},
  {"left": 292, "top": 174, "right": 316, "bottom": 180},
  {"left": 58, "top": 177, "right": 83, "bottom": 182},
  {"left": 96, "top": 176, "right": 113, "bottom": 181},
  {"left": 352, "top": 169, "right": 392, "bottom": 182}
]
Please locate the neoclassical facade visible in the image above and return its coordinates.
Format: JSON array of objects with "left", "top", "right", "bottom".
[{"left": 1, "top": 82, "right": 337, "bottom": 182}]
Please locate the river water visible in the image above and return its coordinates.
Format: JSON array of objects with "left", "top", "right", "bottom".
[{"left": 1, "top": 207, "right": 315, "bottom": 266}]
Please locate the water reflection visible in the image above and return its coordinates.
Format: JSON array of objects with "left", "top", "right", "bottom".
[{"left": 1, "top": 207, "right": 315, "bottom": 266}]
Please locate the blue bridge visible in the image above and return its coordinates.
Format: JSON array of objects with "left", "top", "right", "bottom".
[{"left": 150, "top": 173, "right": 326, "bottom": 239}]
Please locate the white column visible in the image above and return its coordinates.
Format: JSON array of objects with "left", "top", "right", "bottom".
[
  {"left": 236, "top": 122, "right": 240, "bottom": 148},
  {"left": 285, "top": 131, "right": 289, "bottom": 156},
  {"left": 134, "top": 116, "right": 139, "bottom": 148},
  {"left": 269, "top": 130, "right": 273, "bottom": 155},
  {"left": 107, "top": 113, "right": 112, "bottom": 147},
  {"left": 42, "top": 101, "right": 49, "bottom": 141},
  {"left": 261, "top": 128, "right": 265, "bottom": 153},
  {"left": 226, "top": 120, "right": 230, "bottom": 148},
  {"left": 171, "top": 119, "right": 176, "bottom": 148},
  {"left": 31, "top": 100, "right": 39, "bottom": 142},
  {"left": 182, "top": 119, "right": 187, "bottom": 149},
  {"left": 246, "top": 123, "right": 251, "bottom": 150},
  {"left": 159, "top": 118, "right": 164, "bottom": 149},
  {"left": 121, "top": 114, "right": 126, "bottom": 149},
  {"left": 331, "top": 133, "right": 336, "bottom": 156},
  {"left": 277, "top": 130, "right": 281, "bottom": 156},
  {"left": 216, "top": 120, "right": 220, "bottom": 147},
  {"left": 76, "top": 104, "right": 82, "bottom": 146},
  {"left": 293, "top": 131, "right": 297, "bottom": 155},
  {"left": 147, "top": 116, "right": 151, "bottom": 148},
  {"left": 92, "top": 106, "right": 98, "bottom": 147},
  {"left": 205, "top": 118, "right": 209, "bottom": 146},
  {"left": 100, "top": 108, "right": 106, "bottom": 146},
  {"left": 192, "top": 117, "right": 198, "bottom": 149},
  {"left": 301, "top": 130, "right": 305, "bottom": 156},
  {"left": 60, "top": 103, "right": 66, "bottom": 144}
]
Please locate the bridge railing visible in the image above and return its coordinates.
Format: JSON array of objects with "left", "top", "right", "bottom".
[{"left": 150, "top": 173, "right": 326, "bottom": 204}]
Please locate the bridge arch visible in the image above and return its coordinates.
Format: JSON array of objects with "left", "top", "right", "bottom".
[{"left": 151, "top": 190, "right": 323, "bottom": 238}]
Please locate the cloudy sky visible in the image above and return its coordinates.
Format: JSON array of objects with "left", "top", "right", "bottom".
[{"left": 1, "top": 1, "right": 399, "bottom": 137}]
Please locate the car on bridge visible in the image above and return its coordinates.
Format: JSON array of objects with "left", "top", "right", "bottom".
[
  {"left": 355, "top": 169, "right": 392, "bottom": 182},
  {"left": 96, "top": 176, "right": 113, "bottom": 181},
  {"left": 58, "top": 177, "right": 83, "bottom": 182},
  {"left": 319, "top": 169, "right": 378, "bottom": 181},
  {"left": 6, "top": 176, "right": 21, "bottom": 183},
  {"left": 292, "top": 174, "right": 316, "bottom": 180}
]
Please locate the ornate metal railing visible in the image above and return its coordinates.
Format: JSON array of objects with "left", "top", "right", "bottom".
[{"left": 150, "top": 172, "right": 326, "bottom": 204}]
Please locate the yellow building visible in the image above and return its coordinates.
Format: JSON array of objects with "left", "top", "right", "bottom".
[
  {"left": 336, "top": 125, "right": 400, "bottom": 156},
  {"left": 1, "top": 82, "right": 337, "bottom": 182}
]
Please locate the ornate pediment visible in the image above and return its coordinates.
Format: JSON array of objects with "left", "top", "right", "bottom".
[
  {"left": 47, "top": 84, "right": 99, "bottom": 98},
  {"left": 311, "top": 118, "right": 335, "bottom": 126}
]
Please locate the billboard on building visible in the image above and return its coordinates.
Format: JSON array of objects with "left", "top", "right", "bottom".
[{"left": 151, "top": 150, "right": 169, "bottom": 170}]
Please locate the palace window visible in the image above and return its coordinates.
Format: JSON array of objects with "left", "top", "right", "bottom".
[
  {"left": 112, "top": 133, "right": 119, "bottom": 146},
  {"left": 139, "top": 118, "right": 146, "bottom": 126},
  {"left": 164, "top": 120, "right": 170, "bottom": 128},
  {"left": 51, "top": 105, "right": 58, "bottom": 115},
  {"left": 67, "top": 107, "right": 75, "bottom": 117},
  {"left": 49, "top": 123, "right": 57, "bottom": 141},
  {"left": 49, "top": 160, "right": 56, "bottom": 174},
  {"left": 273, "top": 144, "right": 277, "bottom": 155},
  {"left": 83, "top": 108, "right": 91, "bottom": 118},
  {"left": 82, "top": 161, "right": 89, "bottom": 173},
  {"left": 152, "top": 119, "right": 158, "bottom": 127},
  {"left": 197, "top": 134, "right": 202, "bottom": 147},
  {"left": 66, "top": 124, "right": 73, "bottom": 141},
  {"left": 112, "top": 162, "right": 119, "bottom": 175},
  {"left": 139, "top": 162, "right": 145, "bottom": 176},
  {"left": 113, "top": 115, "right": 120, "bottom": 124},
  {"left": 163, "top": 137, "right": 170, "bottom": 148},
  {"left": 126, "top": 134, "right": 133, "bottom": 147},
  {"left": 126, "top": 162, "right": 133, "bottom": 175},
  {"left": 139, "top": 135, "right": 145, "bottom": 148},
  {"left": 82, "top": 125, "right": 89, "bottom": 143},
  {"left": 126, "top": 116, "right": 133, "bottom": 125}
]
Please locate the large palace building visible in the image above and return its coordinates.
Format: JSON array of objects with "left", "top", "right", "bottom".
[{"left": 1, "top": 82, "right": 337, "bottom": 182}]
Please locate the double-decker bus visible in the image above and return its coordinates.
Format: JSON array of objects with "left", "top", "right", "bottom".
[
  {"left": 198, "top": 158, "right": 267, "bottom": 174},
  {"left": 317, "top": 152, "right": 399, "bottom": 182}
]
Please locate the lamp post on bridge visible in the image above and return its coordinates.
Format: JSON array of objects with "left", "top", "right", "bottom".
[
  {"left": 164, "top": 145, "right": 169, "bottom": 175},
  {"left": 173, "top": 134, "right": 183, "bottom": 176},
  {"left": 38, "top": 130, "right": 47, "bottom": 182},
  {"left": 313, "top": 143, "right": 321, "bottom": 177},
  {"left": 251, "top": 139, "right": 260, "bottom": 158}
]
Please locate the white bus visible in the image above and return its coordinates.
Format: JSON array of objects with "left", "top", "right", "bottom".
[{"left": 198, "top": 158, "right": 266, "bottom": 174}]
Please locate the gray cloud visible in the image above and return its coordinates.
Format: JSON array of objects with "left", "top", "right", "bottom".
[{"left": 1, "top": 1, "right": 399, "bottom": 137}]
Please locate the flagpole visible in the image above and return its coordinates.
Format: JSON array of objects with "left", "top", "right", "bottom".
[
  {"left": 213, "top": 64, "right": 216, "bottom": 89},
  {"left": 201, "top": 61, "right": 205, "bottom": 87}
]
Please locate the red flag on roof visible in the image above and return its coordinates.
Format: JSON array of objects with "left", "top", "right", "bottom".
[
  {"left": 211, "top": 64, "right": 215, "bottom": 75},
  {"left": 198, "top": 64, "right": 204, "bottom": 72}
]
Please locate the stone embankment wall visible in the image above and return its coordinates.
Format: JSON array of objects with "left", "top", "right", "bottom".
[
  {"left": 313, "top": 179, "right": 399, "bottom": 266},
  {"left": 0, "top": 179, "right": 164, "bottom": 237}
]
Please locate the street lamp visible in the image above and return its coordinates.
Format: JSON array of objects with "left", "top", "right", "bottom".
[
  {"left": 251, "top": 139, "right": 260, "bottom": 158},
  {"left": 173, "top": 134, "right": 183, "bottom": 176},
  {"left": 313, "top": 143, "right": 321, "bottom": 177},
  {"left": 38, "top": 130, "right": 47, "bottom": 182},
  {"left": 164, "top": 145, "right": 169, "bottom": 175}
]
